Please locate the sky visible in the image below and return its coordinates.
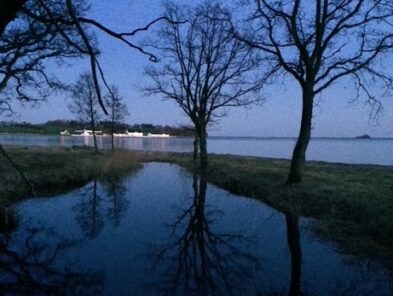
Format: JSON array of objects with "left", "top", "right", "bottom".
[{"left": 7, "top": 0, "right": 393, "bottom": 138}]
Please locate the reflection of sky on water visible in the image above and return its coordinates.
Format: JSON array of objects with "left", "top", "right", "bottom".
[
  {"left": 1, "top": 163, "right": 392, "bottom": 295},
  {"left": 1, "top": 134, "right": 393, "bottom": 165}
]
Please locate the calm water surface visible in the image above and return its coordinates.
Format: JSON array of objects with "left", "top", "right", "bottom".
[
  {"left": 0, "top": 134, "right": 392, "bottom": 165},
  {"left": 1, "top": 163, "right": 392, "bottom": 295}
]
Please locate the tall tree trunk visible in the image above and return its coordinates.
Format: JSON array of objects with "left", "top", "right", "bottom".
[
  {"left": 111, "top": 122, "right": 115, "bottom": 152},
  {"left": 198, "top": 124, "right": 208, "bottom": 168},
  {"left": 91, "top": 179, "right": 98, "bottom": 237},
  {"left": 285, "top": 212, "right": 302, "bottom": 296},
  {"left": 194, "top": 173, "right": 207, "bottom": 232},
  {"left": 111, "top": 104, "right": 115, "bottom": 152},
  {"left": 91, "top": 117, "right": 98, "bottom": 153},
  {"left": 287, "top": 88, "right": 314, "bottom": 184},
  {"left": 193, "top": 131, "right": 199, "bottom": 161},
  {"left": 92, "top": 130, "right": 98, "bottom": 153}
]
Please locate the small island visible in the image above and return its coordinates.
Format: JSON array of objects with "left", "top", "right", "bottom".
[{"left": 355, "top": 134, "right": 371, "bottom": 139}]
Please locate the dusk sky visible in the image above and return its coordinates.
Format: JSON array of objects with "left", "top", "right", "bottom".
[{"left": 9, "top": 0, "right": 393, "bottom": 138}]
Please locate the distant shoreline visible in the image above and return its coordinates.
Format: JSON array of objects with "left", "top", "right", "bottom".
[
  {"left": 209, "top": 136, "right": 393, "bottom": 140},
  {"left": 1, "top": 132, "right": 393, "bottom": 140}
]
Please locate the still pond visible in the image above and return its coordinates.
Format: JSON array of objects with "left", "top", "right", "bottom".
[{"left": 1, "top": 163, "right": 392, "bottom": 295}]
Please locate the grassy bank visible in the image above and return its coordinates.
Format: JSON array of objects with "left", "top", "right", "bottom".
[
  {"left": 207, "top": 156, "right": 393, "bottom": 264},
  {"left": 1, "top": 146, "right": 393, "bottom": 270},
  {"left": 0, "top": 146, "right": 141, "bottom": 206}
]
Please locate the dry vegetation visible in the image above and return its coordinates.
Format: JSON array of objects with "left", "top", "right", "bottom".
[{"left": 0, "top": 146, "right": 141, "bottom": 205}]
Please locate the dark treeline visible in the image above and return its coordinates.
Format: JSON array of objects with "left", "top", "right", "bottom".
[{"left": 0, "top": 120, "right": 195, "bottom": 137}]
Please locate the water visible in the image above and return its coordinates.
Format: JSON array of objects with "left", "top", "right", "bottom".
[
  {"left": 1, "top": 163, "right": 392, "bottom": 295},
  {"left": 1, "top": 134, "right": 392, "bottom": 165}
]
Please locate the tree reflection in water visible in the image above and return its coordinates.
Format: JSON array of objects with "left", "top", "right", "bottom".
[
  {"left": 101, "top": 175, "right": 128, "bottom": 227},
  {"left": 0, "top": 210, "right": 103, "bottom": 295},
  {"left": 73, "top": 180, "right": 104, "bottom": 238},
  {"left": 74, "top": 177, "right": 129, "bottom": 238},
  {"left": 0, "top": 206, "right": 16, "bottom": 242},
  {"left": 149, "top": 172, "right": 258, "bottom": 295},
  {"left": 281, "top": 208, "right": 392, "bottom": 296},
  {"left": 285, "top": 211, "right": 302, "bottom": 296}
]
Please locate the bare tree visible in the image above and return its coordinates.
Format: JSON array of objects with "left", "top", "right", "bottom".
[
  {"left": 144, "top": 1, "right": 266, "bottom": 167},
  {"left": 0, "top": 0, "right": 175, "bottom": 116},
  {"left": 234, "top": 0, "right": 393, "bottom": 183},
  {"left": 68, "top": 73, "right": 102, "bottom": 153},
  {"left": 0, "top": 0, "right": 178, "bottom": 197},
  {"left": 104, "top": 86, "right": 129, "bottom": 152},
  {"left": 0, "top": 0, "right": 86, "bottom": 117}
]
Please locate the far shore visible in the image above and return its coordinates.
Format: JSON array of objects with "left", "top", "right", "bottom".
[
  {"left": 1, "top": 145, "right": 393, "bottom": 273},
  {"left": 2, "top": 131, "right": 393, "bottom": 140}
]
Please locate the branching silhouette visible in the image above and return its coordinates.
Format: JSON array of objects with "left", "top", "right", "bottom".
[
  {"left": 0, "top": 0, "right": 182, "bottom": 186},
  {"left": 144, "top": 1, "right": 268, "bottom": 166},
  {"left": 0, "top": 220, "right": 103, "bottom": 295},
  {"left": 0, "top": 0, "right": 182, "bottom": 116},
  {"left": 101, "top": 175, "right": 129, "bottom": 228},
  {"left": 232, "top": 0, "right": 393, "bottom": 183},
  {"left": 74, "top": 177, "right": 129, "bottom": 237},
  {"left": 147, "top": 173, "right": 258, "bottom": 295},
  {"left": 103, "top": 85, "right": 129, "bottom": 152},
  {"left": 68, "top": 73, "right": 103, "bottom": 153},
  {"left": 73, "top": 179, "right": 104, "bottom": 239}
]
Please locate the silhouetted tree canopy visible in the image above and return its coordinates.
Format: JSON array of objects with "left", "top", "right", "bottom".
[
  {"left": 68, "top": 73, "right": 102, "bottom": 152},
  {"left": 104, "top": 85, "right": 129, "bottom": 151},
  {"left": 234, "top": 0, "right": 393, "bottom": 183},
  {"left": 0, "top": 0, "right": 174, "bottom": 117},
  {"left": 145, "top": 1, "right": 267, "bottom": 166}
]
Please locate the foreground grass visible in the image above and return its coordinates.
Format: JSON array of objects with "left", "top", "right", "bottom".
[
  {"left": 0, "top": 146, "right": 141, "bottom": 206},
  {"left": 1, "top": 146, "right": 393, "bottom": 271}
]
